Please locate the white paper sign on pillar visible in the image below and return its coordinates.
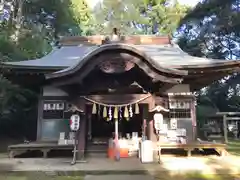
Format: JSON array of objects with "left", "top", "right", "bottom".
[
  {"left": 154, "top": 113, "right": 163, "bottom": 131},
  {"left": 170, "top": 118, "right": 177, "bottom": 129},
  {"left": 70, "top": 114, "right": 80, "bottom": 131}
]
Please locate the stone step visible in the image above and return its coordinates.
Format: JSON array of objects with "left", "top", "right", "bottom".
[
  {"left": 87, "top": 144, "right": 108, "bottom": 148},
  {"left": 86, "top": 152, "right": 108, "bottom": 158},
  {"left": 87, "top": 148, "right": 108, "bottom": 153},
  {"left": 87, "top": 144, "right": 108, "bottom": 151},
  {"left": 86, "top": 142, "right": 108, "bottom": 158}
]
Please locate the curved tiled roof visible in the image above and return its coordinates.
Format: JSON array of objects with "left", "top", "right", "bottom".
[
  {"left": 2, "top": 43, "right": 236, "bottom": 71},
  {"left": 47, "top": 43, "right": 188, "bottom": 80}
]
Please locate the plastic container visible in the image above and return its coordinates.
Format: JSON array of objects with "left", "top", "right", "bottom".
[
  {"left": 140, "top": 140, "right": 154, "bottom": 163},
  {"left": 120, "top": 148, "right": 129, "bottom": 158}
]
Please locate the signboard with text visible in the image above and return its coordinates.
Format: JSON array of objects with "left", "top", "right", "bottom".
[{"left": 70, "top": 114, "right": 80, "bottom": 131}]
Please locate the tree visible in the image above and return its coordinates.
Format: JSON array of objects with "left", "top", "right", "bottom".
[
  {"left": 93, "top": 0, "right": 147, "bottom": 35},
  {"left": 177, "top": 0, "right": 240, "bottom": 126},
  {"left": 178, "top": 0, "right": 240, "bottom": 59},
  {"left": 140, "top": 0, "right": 190, "bottom": 35},
  {"left": 0, "top": 0, "right": 93, "bottom": 139},
  {"left": 22, "top": 0, "right": 94, "bottom": 37},
  {"left": 92, "top": 0, "right": 189, "bottom": 35}
]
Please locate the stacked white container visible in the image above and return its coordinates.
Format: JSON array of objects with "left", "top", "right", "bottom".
[{"left": 140, "top": 140, "right": 154, "bottom": 163}]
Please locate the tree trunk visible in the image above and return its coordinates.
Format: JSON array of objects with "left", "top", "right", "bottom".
[{"left": 13, "top": 0, "right": 23, "bottom": 43}]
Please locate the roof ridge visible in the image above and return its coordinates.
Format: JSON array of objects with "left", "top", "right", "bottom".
[{"left": 59, "top": 35, "right": 172, "bottom": 46}]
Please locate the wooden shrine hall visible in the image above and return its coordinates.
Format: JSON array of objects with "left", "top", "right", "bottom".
[{"left": 2, "top": 32, "right": 238, "bottom": 159}]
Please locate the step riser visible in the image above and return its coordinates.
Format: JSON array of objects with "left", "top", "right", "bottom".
[
  {"left": 87, "top": 146, "right": 108, "bottom": 151},
  {"left": 87, "top": 148, "right": 108, "bottom": 151},
  {"left": 87, "top": 153, "right": 108, "bottom": 158},
  {"left": 86, "top": 142, "right": 108, "bottom": 158}
]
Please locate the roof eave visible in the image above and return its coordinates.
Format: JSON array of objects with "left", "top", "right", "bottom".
[
  {"left": 177, "top": 60, "right": 240, "bottom": 70},
  {"left": 0, "top": 63, "right": 65, "bottom": 71}
]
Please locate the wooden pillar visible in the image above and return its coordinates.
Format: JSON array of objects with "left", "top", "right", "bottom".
[
  {"left": 191, "top": 98, "right": 197, "bottom": 141},
  {"left": 223, "top": 115, "right": 228, "bottom": 143},
  {"left": 77, "top": 112, "right": 86, "bottom": 160},
  {"left": 87, "top": 113, "right": 92, "bottom": 141},
  {"left": 148, "top": 119, "right": 158, "bottom": 142},
  {"left": 142, "top": 104, "right": 149, "bottom": 139},
  {"left": 76, "top": 100, "right": 87, "bottom": 160},
  {"left": 147, "top": 95, "right": 156, "bottom": 142},
  {"left": 36, "top": 88, "right": 43, "bottom": 141}
]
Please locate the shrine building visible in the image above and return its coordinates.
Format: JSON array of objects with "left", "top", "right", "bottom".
[{"left": 2, "top": 33, "right": 239, "bottom": 159}]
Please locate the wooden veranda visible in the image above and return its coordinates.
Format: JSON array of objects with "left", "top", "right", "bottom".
[{"left": 8, "top": 142, "right": 74, "bottom": 158}]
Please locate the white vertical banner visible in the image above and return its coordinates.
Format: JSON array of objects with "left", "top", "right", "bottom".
[{"left": 154, "top": 113, "right": 163, "bottom": 131}]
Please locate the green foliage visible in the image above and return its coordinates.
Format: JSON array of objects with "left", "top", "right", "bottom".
[
  {"left": 141, "top": 0, "right": 190, "bottom": 35},
  {"left": 62, "top": 0, "right": 94, "bottom": 35},
  {"left": 93, "top": 0, "right": 189, "bottom": 35},
  {"left": 178, "top": 0, "right": 240, "bottom": 59},
  {"left": 17, "top": 31, "right": 52, "bottom": 59},
  {"left": 22, "top": 0, "right": 93, "bottom": 36},
  {"left": 93, "top": 0, "right": 145, "bottom": 34},
  {"left": 0, "top": 0, "right": 93, "bottom": 139},
  {"left": 0, "top": 75, "right": 37, "bottom": 138},
  {"left": 177, "top": 0, "right": 240, "bottom": 122},
  {"left": 68, "top": 0, "right": 94, "bottom": 34},
  {"left": 0, "top": 32, "right": 23, "bottom": 61}
]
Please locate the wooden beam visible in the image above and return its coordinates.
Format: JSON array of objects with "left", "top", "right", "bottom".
[
  {"left": 76, "top": 94, "right": 156, "bottom": 111},
  {"left": 54, "top": 68, "right": 172, "bottom": 95},
  {"left": 217, "top": 112, "right": 240, "bottom": 115},
  {"left": 157, "top": 83, "right": 176, "bottom": 93},
  {"left": 225, "top": 117, "right": 240, "bottom": 120},
  {"left": 83, "top": 94, "right": 152, "bottom": 105}
]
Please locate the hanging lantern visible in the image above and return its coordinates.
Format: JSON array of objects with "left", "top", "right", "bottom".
[
  {"left": 124, "top": 106, "right": 129, "bottom": 121},
  {"left": 114, "top": 107, "right": 118, "bottom": 119},
  {"left": 109, "top": 107, "right": 112, "bottom": 120},
  {"left": 129, "top": 105, "right": 133, "bottom": 117},
  {"left": 135, "top": 103, "right": 139, "bottom": 114},
  {"left": 103, "top": 106, "right": 107, "bottom": 118},
  {"left": 92, "top": 103, "right": 97, "bottom": 114}
]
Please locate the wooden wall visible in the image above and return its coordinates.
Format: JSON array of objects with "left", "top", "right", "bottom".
[{"left": 39, "top": 85, "right": 196, "bottom": 144}]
